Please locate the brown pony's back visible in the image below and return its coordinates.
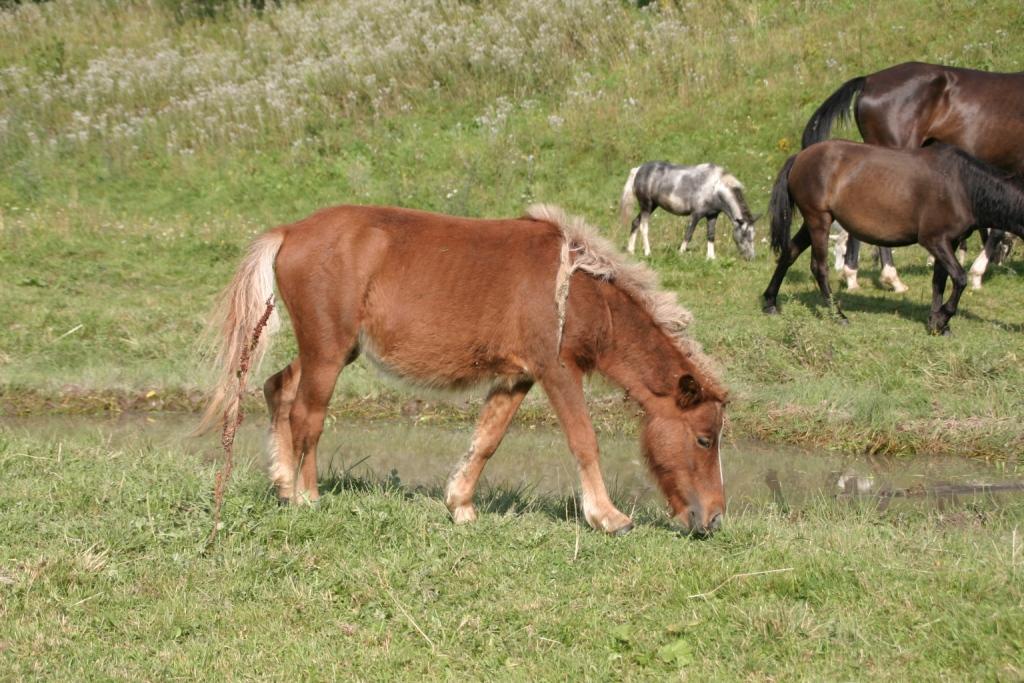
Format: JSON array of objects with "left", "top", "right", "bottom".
[{"left": 272, "top": 206, "right": 580, "bottom": 388}]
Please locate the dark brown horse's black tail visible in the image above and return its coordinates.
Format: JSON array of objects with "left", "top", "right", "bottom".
[
  {"left": 769, "top": 155, "right": 798, "bottom": 255},
  {"left": 801, "top": 76, "right": 866, "bottom": 148}
]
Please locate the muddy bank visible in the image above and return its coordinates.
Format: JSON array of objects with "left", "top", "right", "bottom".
[
  {"left": 6, "top": 414, "right": 1023, "bottom": 514},
  {"left": 3, "top": 384, "right": 1021, "bottom": 460}
]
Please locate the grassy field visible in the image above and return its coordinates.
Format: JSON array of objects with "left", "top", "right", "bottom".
[
  {"left": 2, "top": 420, "right": 1022, "bottom": 680},
  {"left": 2, "top": 1, "right": 1023, "bottom": 678}
]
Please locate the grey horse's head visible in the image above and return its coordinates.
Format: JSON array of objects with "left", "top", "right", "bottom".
[{"left": 732, "top": 215, "right": 759, "bottom": 260}]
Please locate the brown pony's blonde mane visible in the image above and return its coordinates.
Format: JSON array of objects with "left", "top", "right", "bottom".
[{"left": 526, "top": 203, "right": 727, "bottom": 400}]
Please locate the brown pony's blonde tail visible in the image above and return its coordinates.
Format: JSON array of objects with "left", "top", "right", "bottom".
[
  {"left": 619, "top": 166, "right": 640, "bottom": 228},
  {"left": 194, "top": 231, "right": 285, "bottom": 436}
]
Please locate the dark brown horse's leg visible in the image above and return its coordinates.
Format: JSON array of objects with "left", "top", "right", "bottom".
[
  {"left": 264, "top": 358, "right": 302, "bottom": 502},
  {"left": 968, "top": 229, "right": 1006, "bottom": 289},
  {"left": 445, "top": 380, "right": 533, "bottom": 523},
  {"left": 926, "top": 241, "right": 968, "bottom": 334},
  {"left": 763, "top": 224, "right": 812, "bottom": 314},
  {"left": 541, "top": 365, "right": 632, "bottom": 534},
  {"left": 808, "top": 214, "right": 847, "bottom": 322}
]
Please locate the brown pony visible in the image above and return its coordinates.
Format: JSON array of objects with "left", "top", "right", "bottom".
[
  {"left": 199, "top": 204, "right": 728, "bottom": 536},
  {"left": 803, "top": 61, "right": 1024, "bottom": 290},
  {"left": 763, "top": 140, "right": 1024, "bottom": 334}
]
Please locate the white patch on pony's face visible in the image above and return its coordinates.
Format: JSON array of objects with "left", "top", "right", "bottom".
[
  {"left": 716, "top": 422, "right": 725, "bottom": 494},
  {"left": 732, "top": 221, "right": 756, "bottom": 260}
]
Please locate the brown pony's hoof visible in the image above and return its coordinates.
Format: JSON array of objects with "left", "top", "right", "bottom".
[
  {"left": 836, "top": 316, "right": 850, "bottom": 326},
  {"left": 762, "top": 304, "right": 779, "bottom": 315},
  {"left": 612, "top": 522, "right": 635, "bottom": 537}
]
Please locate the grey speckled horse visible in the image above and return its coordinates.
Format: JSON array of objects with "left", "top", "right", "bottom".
[{"left": 620, "top": 161, "right": 758, "bottom": 260}]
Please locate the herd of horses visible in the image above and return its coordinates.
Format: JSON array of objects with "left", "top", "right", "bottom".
[{"left": 201, "top": 62, "right": 1024, "bottom": 537}]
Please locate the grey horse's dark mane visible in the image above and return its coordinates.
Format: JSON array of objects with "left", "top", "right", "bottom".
[{"left": 728, "top": 185, "right": 756, "bottom": 223}]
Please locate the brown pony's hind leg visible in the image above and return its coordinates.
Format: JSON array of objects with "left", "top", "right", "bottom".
[
  {"left": 264, "top": 359, "right": 302, "bottom": 502},
  {"left": 445, "top": 380, "right": 533, "bottom": 524},
  {"left": 541, "top": 366, "right": 633, "bottom": 535},
  {"left": 285, "top": 340, "right": 357, "bottom": 505}
]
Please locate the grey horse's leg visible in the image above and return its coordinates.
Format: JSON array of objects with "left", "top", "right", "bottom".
[
  {"left": 705, "top": 214, "right": 719, "bottom": 260},
  {"left": 680, "top": 215, "right": 701, "bottom": 253}
]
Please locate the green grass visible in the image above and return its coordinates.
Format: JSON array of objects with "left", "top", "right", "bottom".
[{"left": 1, "top": 421, "right": 1022, "bottom": 680}]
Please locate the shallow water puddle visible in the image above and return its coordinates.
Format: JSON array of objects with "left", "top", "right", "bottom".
[{"left": 6, "top": 413, "right": 1022, "bottom": 514}]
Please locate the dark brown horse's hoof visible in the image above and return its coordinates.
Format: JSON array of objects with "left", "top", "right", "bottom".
[
  {"left": 836, "top": 316, "right": 850, "bottom": 326},
  {"left": 763, "top": 304, "right": 779, "bottom": 315},
  {"left": 612, "top": 522, "right": 635, "bottom": 537}
]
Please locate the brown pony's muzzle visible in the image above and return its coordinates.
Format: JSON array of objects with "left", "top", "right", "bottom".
[{"left": 677, "top": 503, "right": 724, "bottom": 537}]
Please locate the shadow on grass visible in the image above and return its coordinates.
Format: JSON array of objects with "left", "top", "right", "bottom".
[
  {"left": 314, "top": 469, "right": 682, "bottom": 534},
  {"left": 786, "top": 284, "right": 1024, "bottom": 333}
]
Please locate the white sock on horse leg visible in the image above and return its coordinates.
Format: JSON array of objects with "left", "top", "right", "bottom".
[
  {"left": 968, "top": 251, "right": 988, "bottom": 290},
  {"left": 880, "top": 264, "right": 909, "bottom": 293},
  {"left": 841, "top": 265, "right": 860, "bottom": 290},
  {"left": 706, "top": 242, "right": 715, "bottom": 260}
]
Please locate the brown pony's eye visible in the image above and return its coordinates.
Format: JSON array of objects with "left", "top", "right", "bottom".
[{"left": 696, "top": 436, "right": 712, "bottom": 449}]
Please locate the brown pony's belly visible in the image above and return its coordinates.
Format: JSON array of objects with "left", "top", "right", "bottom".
[{"left": 357, "top": 325, "right": 536, "bottom": 391}]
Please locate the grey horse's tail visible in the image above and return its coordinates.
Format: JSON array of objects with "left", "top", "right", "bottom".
[
  {"left": 619, "top": 166, "right": 640, "bottom": 228},
  {"left": 769, "top": 155, "right": 798, "bottom": 255},
  {"left": 801, "top": 76, "right": 866, "bottom": 148}
]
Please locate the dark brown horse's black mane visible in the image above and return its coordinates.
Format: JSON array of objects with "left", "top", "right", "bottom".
[{"left": 937, "top": 143, "right": 1024, "bottom": 233}]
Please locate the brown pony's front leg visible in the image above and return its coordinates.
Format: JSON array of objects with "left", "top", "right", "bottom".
[
  {"left": 284, "top": 340, "right": 355, "bottom": 506},
  {"left": 445, "top": 380, "right": 533, "bottom": 523},
  {"left": 541, "top": 366, "right": 633, "bottom": 535}
]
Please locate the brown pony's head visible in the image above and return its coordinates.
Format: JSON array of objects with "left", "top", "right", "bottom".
[{"left": 641, "top": 373, "right": 726, "bottom": 536}]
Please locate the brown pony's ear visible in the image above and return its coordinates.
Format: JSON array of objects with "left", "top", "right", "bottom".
[{"left": 677, "top": 373, "right": 704, "bottom": 409}]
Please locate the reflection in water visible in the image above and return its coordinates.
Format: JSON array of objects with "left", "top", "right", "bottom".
[{"left": 5, "top": 414, "right": 1023, "bottom": 513}]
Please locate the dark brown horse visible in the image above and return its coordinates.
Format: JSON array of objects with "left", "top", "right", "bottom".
[
  {"left": 802, "top": 61, "right": 1024, "bottom": 290},
  {"left": 763, "top": 140, "right": 1024, "bottom": 334},
  {"left": 199, "top": 204, "right": 728, "bottom": 536}
]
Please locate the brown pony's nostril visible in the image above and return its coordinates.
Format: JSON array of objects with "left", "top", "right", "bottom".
[
  {"left": 687, "top": 508, "right": 701, "bottom": 532},
  {"left": 708, "top": 512, "right": 723, "bottom": 533}
]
